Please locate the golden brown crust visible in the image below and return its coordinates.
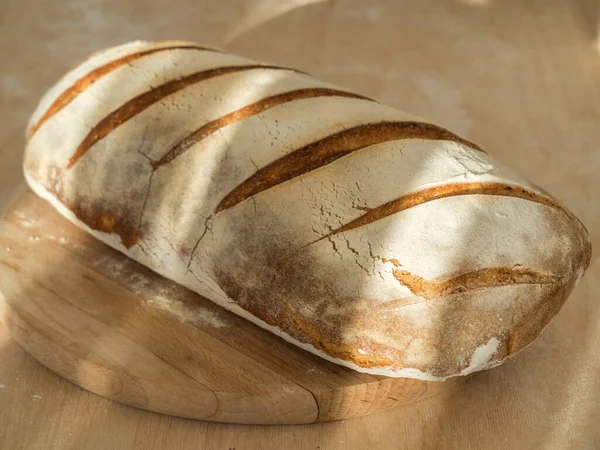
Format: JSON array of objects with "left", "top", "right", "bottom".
[
  {"left": 29, "top": 44, "right": 218, "bottom": 138},
  {"left": 507, "top": 331, "right": 519, "bottom": 356},
  {"left": 39, "top": 165, "right": 140, "bottom": 248},
  {"left": 285, "top": 307, "right": 397, "bottom": 368},
  {"left": 213, "top": 266, "right": 397, "bottom": 369},
  {"left": 215, "top": 121, "right": 485, "bottom": 213}
]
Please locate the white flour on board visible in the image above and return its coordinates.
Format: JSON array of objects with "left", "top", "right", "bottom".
[
  {"left": 93, "top": 254, "right": 226, "bottom": 328},
  {"left": 147, "top": 295, "right": 226, "bottom": 328},
  {"left": 15, "top": 208, "right": 69, "bottom": 244},
  {"left": 15, "top": 210, "right": 38, "bottom": 228}
]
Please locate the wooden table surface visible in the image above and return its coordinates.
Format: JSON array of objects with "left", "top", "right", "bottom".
[{"left": 1, "top": 0, "right": 599, "bottom": 448}]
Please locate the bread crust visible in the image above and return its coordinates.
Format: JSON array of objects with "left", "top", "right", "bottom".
[{"left": 23, "top": 41, "right": 592, "bottom": 380}]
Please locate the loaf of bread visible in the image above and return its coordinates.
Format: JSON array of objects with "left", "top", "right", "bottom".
[{"left": 23, "top": 41, "right": 591, "bottom": 380}]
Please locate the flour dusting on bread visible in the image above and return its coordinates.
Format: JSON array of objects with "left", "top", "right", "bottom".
[{"left": 23, "top": 41, "right": 591, "bottom": 379}]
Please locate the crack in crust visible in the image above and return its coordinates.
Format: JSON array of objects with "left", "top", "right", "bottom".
[
  {"left": 29, "top": 44, "right": 218, "bottom": 138},
  {"left": 215, "top": 121, "right": 485, "bottom": 213},
  {"left": 383, "top": 258, "right": 561, "bottom": 300}
]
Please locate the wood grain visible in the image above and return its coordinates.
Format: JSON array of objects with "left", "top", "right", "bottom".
[{"left": 0, "top": 190, "right": 459, "bottom": 425}]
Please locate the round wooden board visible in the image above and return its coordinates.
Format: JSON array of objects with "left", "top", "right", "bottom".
[{"left": 0, "top": 190, "right": 462, "bottom": 424}]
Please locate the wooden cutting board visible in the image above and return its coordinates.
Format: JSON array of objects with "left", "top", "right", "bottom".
[{"left": 0, "top": 189, "right": 462, "bottom": 424}]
